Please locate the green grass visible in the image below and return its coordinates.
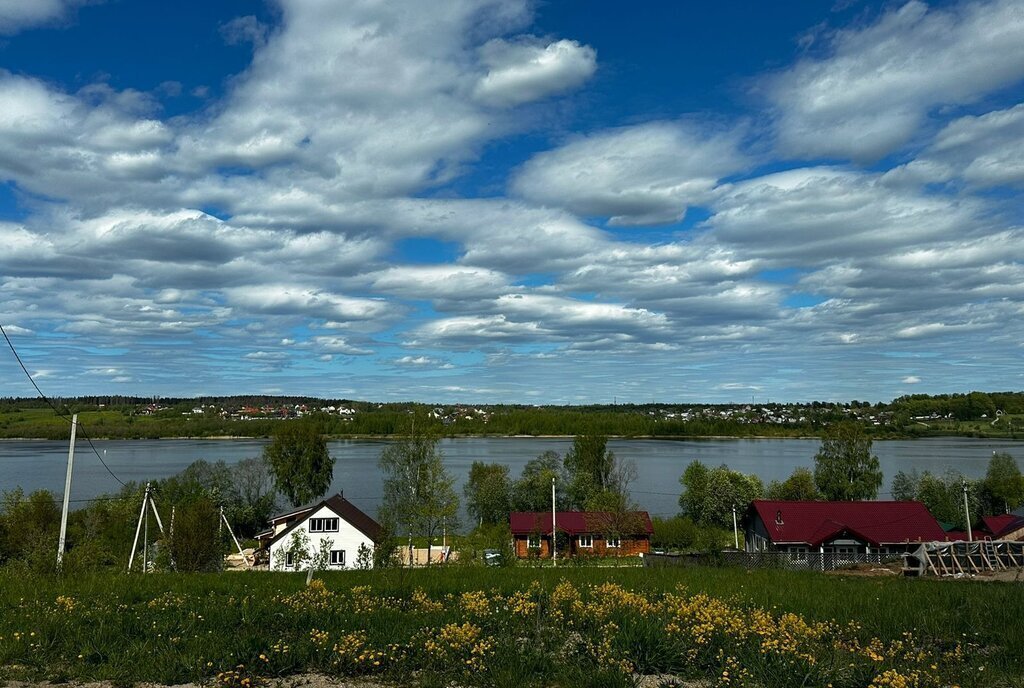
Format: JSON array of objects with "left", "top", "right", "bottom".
[{"left": 0, "top": 566, "right": 1019, "bottom": 687}]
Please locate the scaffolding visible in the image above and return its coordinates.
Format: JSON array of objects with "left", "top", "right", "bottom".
[{"left": 903, "top": 539, "right": 1024, "bottom": 577}]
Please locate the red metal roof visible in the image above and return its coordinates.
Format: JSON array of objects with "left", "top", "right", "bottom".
[
  {"left": 980, "top": 514, "right": 1024, "bottom": 539},
  {"left": 748, "top": 500, "right": 946, "bottom": 547},
  {"left": 510, "top": 511, "right": 653, "bottom": 536}
]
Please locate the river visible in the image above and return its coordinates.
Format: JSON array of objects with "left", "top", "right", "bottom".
[{"left": 0, "top": 437, "right": 1020, "bottom": 519}]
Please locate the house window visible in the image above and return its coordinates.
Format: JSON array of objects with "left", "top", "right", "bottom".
[
  {"left": 527, "top": 535, "right": 541, "bottom": 549},
  {"left": 309, "top": 517, "right": 339, "bottom": 532},
  {"left": 606, "top": 536, "right": 621, "bottom": 548},
  {"left": 330, "top": 550, "right": 345, "bottom": 566},
  {"left": 790, "top": 546, "right": 808, "bottom": 563},
  {"left": 579, "top": 535, "right": 593, "bottom": 548},
  {"left": 285, "top": 552, "right": 294, "bottom": 567}
]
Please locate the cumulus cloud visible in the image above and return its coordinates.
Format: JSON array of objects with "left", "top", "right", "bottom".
[
  {"left": 768, "top": 0, "right": 1024, "bottom": 160},
  {"left": 313, "top": 336, "right": 373, "bottom": 356},
  {"left": 394, "top": 355, "right": 454, "bottom": 369},
  {"left": 902, "top": 375, "right": 922, "bottom": 384},
  {"left": 512, "top": 121, "right": 747, "bottom": 225},
  {"left": 706, "top": 167, "right": 983, "bottom": 263},
  {"left": 910, "top": 103, "right": 1024, "bottom": 188},
  {"left": 474, "top": 38, "right": 596, "bottom": 107}
]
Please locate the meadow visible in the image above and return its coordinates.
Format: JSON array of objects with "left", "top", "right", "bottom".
[{"left": 0, "top": 566, "right": 1020, "bottom": 688}]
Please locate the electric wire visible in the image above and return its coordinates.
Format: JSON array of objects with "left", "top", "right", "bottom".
[{"left": 0, "top": 322, "right": 127, "bottom": 487}]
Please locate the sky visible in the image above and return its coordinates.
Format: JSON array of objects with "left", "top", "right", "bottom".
[{"left": 0, "top": 0, "right": 1022, "bottom": 405}]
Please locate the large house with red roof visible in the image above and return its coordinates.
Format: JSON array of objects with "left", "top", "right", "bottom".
[
  {"left": 510, "top": 511, "right": 653, "bottom": 559},
  {"left": 743, "top": 500, "right": 947, "bottom": 559}
]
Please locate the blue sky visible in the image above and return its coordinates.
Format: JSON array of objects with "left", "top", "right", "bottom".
[{"left": 0, "top": 0, "right": 1022, "bottom": 404}]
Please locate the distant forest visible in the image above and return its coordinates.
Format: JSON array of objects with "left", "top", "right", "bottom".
[{"left": 0, "top": 391, "right": 1021, "bottom": 440}]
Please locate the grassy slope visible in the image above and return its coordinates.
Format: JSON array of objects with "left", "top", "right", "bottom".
[{"left": 0, "top": 566, "right": 1019, "bottom": 686}]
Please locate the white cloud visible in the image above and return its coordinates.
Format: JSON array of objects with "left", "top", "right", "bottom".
[
  {"left": 313, "top": 336, "right": 373, "bottom": 356},
  {"left": 707, "top": 167, "right": 982, "bottom": 263},
  {"left": 474, "top": 38, "right": 596, "bottom": 107},
  {"left": 244, "top": 351, "right": 288, "bottom": 361},
  {"left": 902, "top": 375, "right": 922, "bottom": 384},
  {"left": 512, "top": 121, "right": 746, "bottom": 225},
  {"left": 768, "top": 0, "right": 1024, "bottom": 160},
  {"left": 913, "top": 102, "right": 1024, "bottom": 187},
  {"left": 394, "top": 355, "right": 454, "bottom": 369},
  {"left": 0, "top": 0, "right": 91, "bottom": 34},
  {"left": 224, "top": 285, "right": 391, "bottom": 322}
]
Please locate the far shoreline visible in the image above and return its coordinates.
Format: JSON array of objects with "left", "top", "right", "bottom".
[{"left": 0, "top": 433, "right": 1019, "bottom": 442}]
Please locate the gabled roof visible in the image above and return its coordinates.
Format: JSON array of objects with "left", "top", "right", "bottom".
[
  {"left": 269, "top": 493, "right": 382, "bottom": 545},
  {"left": 980, "top": 514, "right": 1024, "bottom": 539},
  {"left": 748, "top": 500, "right": 946, "bottom": 547},
  {"left": 509, "top": 511, "right": 653, "bottom": 536}
]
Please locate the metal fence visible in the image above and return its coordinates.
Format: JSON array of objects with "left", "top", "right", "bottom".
[{"left": 643, "top": 550, "right": 902, "bottom": 572}]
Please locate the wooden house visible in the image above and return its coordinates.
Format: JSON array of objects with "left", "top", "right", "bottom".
[{"left": 509, "top": 511, "right": 652, "bottom": 559}]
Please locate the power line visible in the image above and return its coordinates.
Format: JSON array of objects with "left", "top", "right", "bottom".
[{"left": 0, "top": 323, "right": 127, "bottom": 487}]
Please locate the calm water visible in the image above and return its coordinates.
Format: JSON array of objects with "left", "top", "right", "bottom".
[{"left": 0, "top": 437, "right": 1020, "bottom": 520}]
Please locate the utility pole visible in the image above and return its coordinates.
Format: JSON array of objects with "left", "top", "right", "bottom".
[
  {"left": 128, "top": 483, "right": 165, "bottom": 572},
  {"left": 56, "top": 414, "right": 78, "bottom": 568},
  {"left": 551, "top": 476, "right": 557, "bottom": 568},
  {"left": 732, "top": 503, "right": 739, "bottom": 550},
  {"left": 962, "top": 480, "right": 973, "bottom": 542}
]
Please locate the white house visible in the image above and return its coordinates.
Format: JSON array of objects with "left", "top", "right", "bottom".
[{"left": 261, "top": 493, "right": 381, "bottom": 570}]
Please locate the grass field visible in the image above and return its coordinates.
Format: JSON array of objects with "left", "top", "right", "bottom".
[{"left": 0, "top": 566, "right": 1019, "bottom": 687}]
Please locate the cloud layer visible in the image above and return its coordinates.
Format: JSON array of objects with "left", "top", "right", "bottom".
[{"left": 0, "top": 0, "right": 1023, "bottom": 403}]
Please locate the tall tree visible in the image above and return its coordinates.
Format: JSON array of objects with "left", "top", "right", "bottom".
[
  {"left": 889, "top": 469, "right": 981, "bottom": 530},
  {"left": 766, "top": 467, "right": 821, "bottom": 501},
  {"left": 983, "top": 452, "right": 1024, "bottom": 514},
  {"left": 464, "top": 461, "right": 511, "bottom": 527},
  {"left": 678, "top": 460, "right": 710, "bottom": 523},
  {"left": 678, "top": 461, "right": 763, "bottom": 529},
  {"left": 263, "top": 422, "right": 335, "bottom": 507},
  {"left": 511, "top": 450, "right": 569, "bottom": 512},
  {"left": 812, "top": 422, "right": 882, "bottom": 501},
  {"left": 563, "top": 434, "right": 635, "bottom": 509},
  {"left": 378, "top": 426, "right": 459, "bottom": 564}
]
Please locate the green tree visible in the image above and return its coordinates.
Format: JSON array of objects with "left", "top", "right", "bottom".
[
  {"left": 563, "top": 434, "right": 637, "bottom": 511},
  {"left": 890, "top": 469, "right": 919, "bottom": 501},
  {"left": 378, "top": 426, "right": 459, "bottom": 565},
  {"left": 511, "top": 450, "right": 569, "bottom": 512},
  {"left": 983, "top": 452, "right": 1024, "bottom": 513},
  {"left": 812, "top": 422, "right": 882, "bottom": 500},
  {"left": 678, "top": 460, "right": 710, "bottom": 523},
  {"left": 766, "top": 467, "right": 821, "bottom": 501},
  {"left": 167, "top": 497, "right": 222, "bottom": 572},
  {"left": 464, "top": 462, "right": 511, "bottom": 527},
  {"left": 263, "top": 422, "right": 335, "bottom": 507},
  {"left": 889, "top": 469, "right": 980, "bottom": 530},
  {"left": 678, "top": 461, "right": 763, "bottom": 529}
]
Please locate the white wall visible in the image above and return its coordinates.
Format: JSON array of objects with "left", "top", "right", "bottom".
[{"left": 268, "top": 504, "right": 375, "bottom": 570}]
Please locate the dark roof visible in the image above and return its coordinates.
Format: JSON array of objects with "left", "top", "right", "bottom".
[
  {"left": 748, "top": 500, "right": 946, "bottom": 547},
  {"left": 509, "top": 511, "right": 653, "bottom": 536},
  {"left": 269, "top": 493, "right": 382, "bottom": 545},
  {"left": 979, "top": 514, "right": 1024, "bottom": 539}
]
